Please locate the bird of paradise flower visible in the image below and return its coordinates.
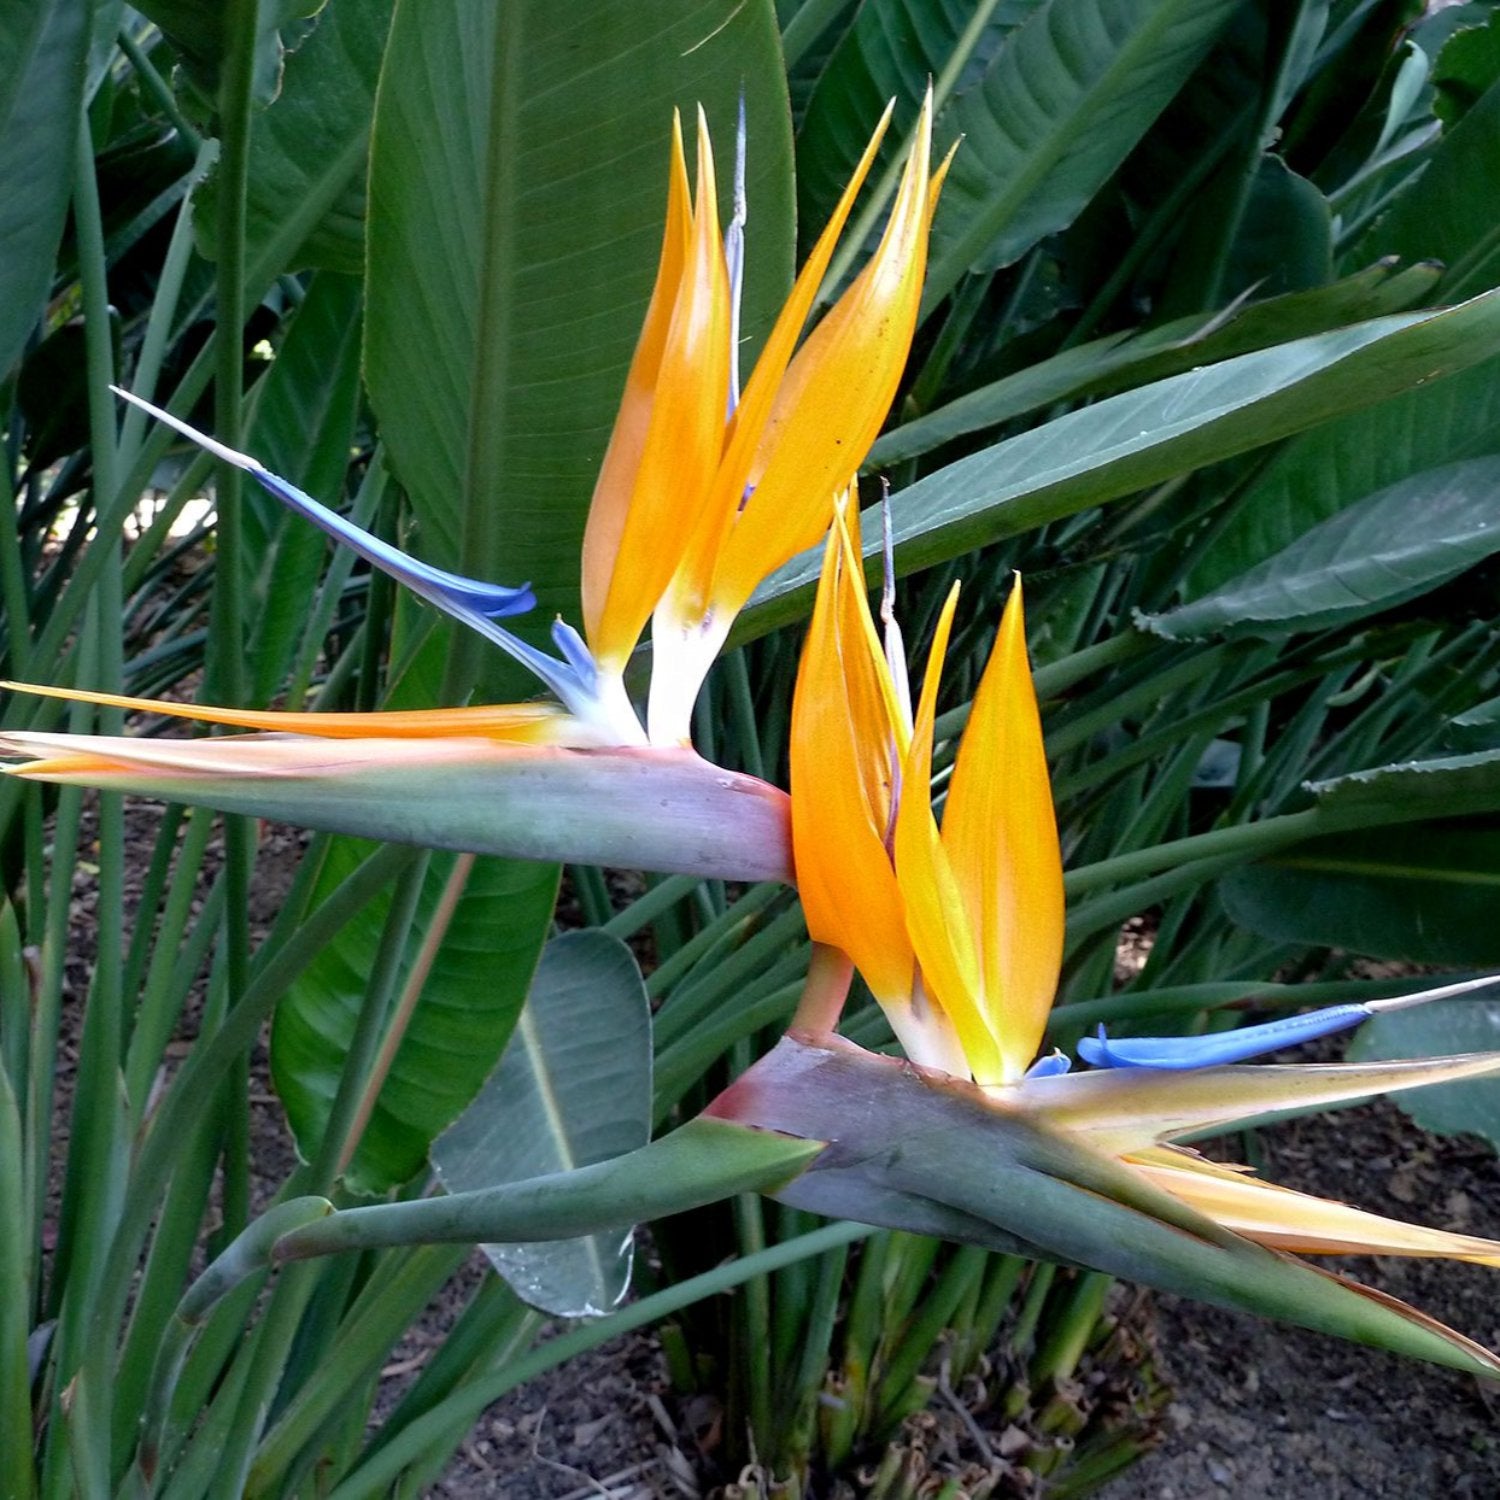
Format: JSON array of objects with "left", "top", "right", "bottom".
[
  {"left": 1, "top": 98, "right": 945, "bottom": 883},
  {"left": 706, "top": 503, "right": 1500, "bottom": 1375}
]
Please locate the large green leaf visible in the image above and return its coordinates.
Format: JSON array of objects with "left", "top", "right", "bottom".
[
  {"left": 365, "top": 0, "right": 794, "bottom": 693},
  {"left": 272, "top": 840, "right": 560, "bottom": 1195},
  {"left": 431, "top": 931, "right": 651, "bottom": 1317},
  {"left": 1349, "top": 998, "right": 1500, "bottom": 1152},
  {"left": 1221, "top": 825, "right": 1500, "bottom": 965},
  {"left": 1143, "top": 457, "right": 1500, "bottom": 639},
  {"left": 793, "top": 0, "right": 1037, "bottom": 249},
  {"left": 1189, "top": 347, "right": 1500, "bottom": 595},
  {"left": 738, "top": 290, "right": 1500, "bottom": 640},
  {"left": 130, "top": 0, "right": 321, "bottom": 106},
  {"left": 243, "top": 271, "right": 364, "bottom": 703},
  {"left": 0, "top": 0, "right": 87, "bottom": 382},
  {"left": 195, "top": 0, "right": 393, "bottom": 279},
  {"left": 1351, "top": 70, "right": 1500, "bottom": 299},
  {"left": 1308, "top": 748, "right": 1500, "bottom": 822},
  {"left": 871, "top": 259, "right": 1442, "bottom": 466},
  {"left": 923, "top": 0, "right": 1241, "bottom": 305}
]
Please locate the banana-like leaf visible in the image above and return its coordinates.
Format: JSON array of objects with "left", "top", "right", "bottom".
[
  {"left": 0, "top": 737, "right": 793, "bottom": 883},
  {"left": 739, "top": 290, "right": 1500, "bottom": 641},
  {"left": 1308, "top": 748, "right": 1500, "bottom": 822},
  {"left": 924, "top": 0, "right": 1241, "bottom": 304},
  {"left": 1188, "top": 347, "right": 1500, "bottom": 596},
  {"left": 431, "top": 931, "right": 651, "bottom": 1317},
  {"left": 0, "top": 0, "right": 87, "bottom": 382},
  {"left": 1351, "top": 68, "right": 1500, "bottom": 300},
  {"left": 1222, "top": 826, "right": 1500, "bottom": 967},
  {"left": 1351, "top": 1000, "right": 1500, "bottom": 1152},
  {"left": 242, "top": 272, "right": 365, "bottom": 703},
  {"left": 707, "top": 1036, "right": 1500, "bottom": 1377},
  {"left": 870, "top": 259, "right": 1443, "bottom": 466},
  {"left": 194, "top": 0, "right": 393, "bottom": 278},
  {"left": 1142, "top": 457, "right": 1500, "bottom": 639},
  {"left": 273, "top": 841, "right": 559, "bottom": 1194}
]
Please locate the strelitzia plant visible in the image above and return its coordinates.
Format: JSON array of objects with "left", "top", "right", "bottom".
[
  {"left": 1, "top": 98, "right": 945, "bottom": 880},
  {"left": 707, "top": 505, "right": 1500, "bottom": 1374}
]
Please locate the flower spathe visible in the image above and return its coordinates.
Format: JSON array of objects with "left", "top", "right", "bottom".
[{"left": 786, "top": 505, "right": 1500, "bottom": 1300}]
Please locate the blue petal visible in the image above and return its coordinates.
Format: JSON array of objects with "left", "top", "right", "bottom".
[
  {"left": 1077, "top": 1005, "right": 1374, "bottom": 1070},
  {"left": 1024, "top": 1050, "right": 1072, "bottom": 1079},
  {"left": 247, "top": 469, "right": 534, "bottom": 620},
  {"left": 112, "top": 388, "right": 606, "bottom": 713}
]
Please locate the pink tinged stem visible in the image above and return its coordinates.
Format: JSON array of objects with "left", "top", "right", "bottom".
[{"left": 793, "top": 944, "right": 855, "bottom": 1037}]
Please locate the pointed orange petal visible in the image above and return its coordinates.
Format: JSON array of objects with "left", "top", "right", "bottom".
[
  {"left": 2, "top": 682, "right": 579, "bottom": 743},
  {"left": 1132, "top": 1147, "right": 1500, "bottom": 1267},
  {"left": 582, "top": 112, "right": 693, "bottom": 650},
  {"left": 661, "top": 103, "right": 896, "bottom": 627},
  {"left": 711, "top": 93, "right": 936, "bottom": 619},
  {"left": 791, "top": 517, "right": 913, "bottom": 1008},
  {"left": 892, "top": 584, "right": 999, "bottom": 1084},
  {"left": 589, "top": 110, "right": 730, "bottom": 670},
  {"left": 942, "top": 579, "right": 1062, "bottom": 1084}
]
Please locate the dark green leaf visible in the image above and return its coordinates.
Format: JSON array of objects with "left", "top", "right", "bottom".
[
  {"left": 1143, "top": 457, "right": 1500, "bottom": 639},
  {"left": 794, "top": 0, "right": 1035, "bottom": 248},
  {"left": 194, "top": 0, "right": 394, "bottom": 279},
  {"left": 741, "top": 291, "right": 1500, "bottom": 640},
  {"left": 1352, "top": 70, "right": 1500, "bottom": 299},
  {"left": 432, "top": 931, "right": 651, "bottom": 1316},
  {"left": 924, "top": 0, "right": 1241, "bottom": 305},
  {"left": 872, "top": 259, "right": 1441, "bottom": 466},
  {"left": 243, "top": 271, "right": 364, "bottom": 703},
  {"left": 1221, "top": 825, "right": 1500, "bottom": 965},
  {"left": 0, "top": 0, "right": 88, "bottom": 382},
  {"left": 272, "top": 841, "right": 559, "bottom": 1194},
  {"left": 1224, "top": 157, "right": 1333, "bottom": 298},
  {"left": 1185, "top": 338, "right": 1500, "bottom": 596},
  {"left": 1309, "top": 749, "right": 1500, "bottom": 822}
]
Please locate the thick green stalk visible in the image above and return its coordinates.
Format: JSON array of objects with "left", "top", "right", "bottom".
[
  {"left": 327, "top": 1223, "right": 873, "bottom": 1500},
  {"left": 0, "top": 1064, "right": 34, "bottom": 1500},
  {"left": 210, "top": 855, "right": 432, "bottom": 1489},
  {"left": 274, "top": 1121, "right": 822, "bottom": 1263},
  {"left": 72, "top": 844, "right": 416, "bottom": 1477}
]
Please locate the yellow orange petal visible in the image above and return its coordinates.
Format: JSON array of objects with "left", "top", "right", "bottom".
[
  {"left": 892, "top": 584, "right": 999, "bottom": 1083},
  {"left": 1133, "top": 1146, "right": 1500, "bottom": 1267},
  {"left": 2, "top": 682, "right": 580, "bottom": 744},
  {"left": 662, "top": 103, "right": 896, "bottom": 626},
  {"left": 790, "top": 519, "right": 912, "bottom": 1007},
  {"left": 942, "top": 579, "right": 1063, "bottom": 1083},
  {"left": 581, "top": 112, "right": 693, "bottom": 650},
  {"left": 711, "top": 93, "right": 936, "bottom": 620},
  {"left": 589, "top": 109, "right": 730, "bottom": 670}
]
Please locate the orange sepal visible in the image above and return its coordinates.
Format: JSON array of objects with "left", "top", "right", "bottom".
[
  {"left": 2, "top": 682, "right": 580, "bottom": 744},
  {"left": 712, "top": 93, "right": 938, "bottom": 619},
  {"left": 892, "top": 584, "right": 1000, "bottom": 1084},
  {"left": 790, "top": 515, "right": 913, "bottom": 1008},
  {"left": 581, "top": 112, "right": 693, "bottom": 651},
  {"left": 588, "top": 110, "right": 730, "bottom": 670},
  {"left": 942, "top": 579, "right": 1063, "bottom": 1083}
]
